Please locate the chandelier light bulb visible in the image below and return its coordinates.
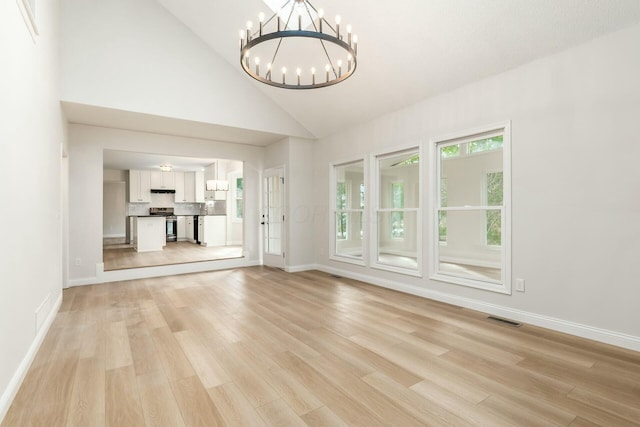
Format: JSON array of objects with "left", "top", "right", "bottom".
[
  {"left": 296, "top": 67, "right": 301, "bottom": 76},
  {"left": 282, "top": 67, "right": 287, "bottom": 74},
  {"left": 246, "top": 20, "right": 253, "bottom": 30},
  {"left": 347, "top": 24, "right": 352, "bottom": 33},
  {"left": 318, "top": 9, "right": 324, "bottom": 18},
  {"left": 335, "top": 15, "right": 341, "bottom": 24},
  {"left": 311, "top": 67, "right": 316, "bottom": 74},
  {"left": 337, "top": 60, "right": 342, "bottom": 67},
  {"left": 258, "top": 12, "right": 265, "bottom": 22},
  {"left": 239, "top": 29, "right": 244, "bottom": 40},
  {"left": 255, "top": 57, "right": 260, "bottom": 64}
]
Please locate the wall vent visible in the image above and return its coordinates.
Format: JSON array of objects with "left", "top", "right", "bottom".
[{"left": 487, "top": 315, "right": 522, "bottom": 327}]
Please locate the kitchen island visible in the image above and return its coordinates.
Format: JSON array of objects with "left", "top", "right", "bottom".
[{"left": 132, "top": 216, "right": 166, "bottom": 252}]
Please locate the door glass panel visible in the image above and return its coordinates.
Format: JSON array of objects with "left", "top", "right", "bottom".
[{"left": 264, "top": 174, "right": 283, "bottom": 255}]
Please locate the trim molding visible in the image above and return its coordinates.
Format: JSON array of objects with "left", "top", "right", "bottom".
[
  {"left": 68, "top": 258, "right": 261, "bottom": 287},
  {"left": 0, "top": 291, "right": 62, "bottom": 424},
  {"left": 285, "top": 264, "right": 317, "bottom": 273},
  {"left": 313, "top": 264, "right": 640, "bottom": 352}
]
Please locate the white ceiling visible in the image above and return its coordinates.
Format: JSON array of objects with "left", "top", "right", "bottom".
[
  {"left": 103, "top": 149, "right": 237, "bottom": 172},
  {"left": 154, "top": 0, "right": 640, "bottom": 139}
]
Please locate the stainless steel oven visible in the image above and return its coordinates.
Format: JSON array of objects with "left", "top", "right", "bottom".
[{"left": 150, "top": 207, "right": 177, "bottom": 242}]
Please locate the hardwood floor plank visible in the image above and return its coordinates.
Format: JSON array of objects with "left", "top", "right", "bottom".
[
  {"left": 300, "top": 406, "right": 350, "bottom": 427},
  {"left": 256, "top": 398, "right": 306, "bottom": 427},
  {"left": 170, "top": 376, "right": 225, "bottom": 427},
  {"left": 150, "top": 326, "right": 195, "bottom": 381},
  {"left": 206, "top": 382, "right": 266, "bottom": 426},
  {"left": 174, "top": 330, "right": 231, "bottom": 389},
  {"left": 105, "top": 320, "right": 133, "bottom": 370},
  {"left": 105, "top": 365, "right": 145, "bottom": 427},
  {"left": 137, "top": 371, "right": 186, "bottom": 427},
  {"left": 66, "top": 357, "right": 106, "bottom": 427}
]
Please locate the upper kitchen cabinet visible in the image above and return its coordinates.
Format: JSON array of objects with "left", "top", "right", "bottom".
[
  {"left": 129, "top": 170, "right": 151, "bottom": 203},
  {"left": 175, "top": 171, "right": 205, "bottom": 203},
  {"left": 150, "top": 171, "right": 175, "bottom": 190}
]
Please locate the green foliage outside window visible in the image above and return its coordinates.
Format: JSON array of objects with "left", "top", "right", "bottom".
[{"left": 486, "top": 172, "right": 503, "bottom": 246}]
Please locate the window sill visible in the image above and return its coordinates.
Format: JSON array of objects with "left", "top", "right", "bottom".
[{"left": 430, "top": 272, "right": 510, "bottom": 294}]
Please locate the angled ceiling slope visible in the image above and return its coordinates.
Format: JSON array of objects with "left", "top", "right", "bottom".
[
  {"left": 60, "top": 0, "right": 314, "bottom": 143},
  {"left": 156, "top": 0, "right": 640, "bottom": 138}
]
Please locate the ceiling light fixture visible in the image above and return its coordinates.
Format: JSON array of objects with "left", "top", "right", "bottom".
[
  {"left": 239, "top": 0, "right": 358, "bottom": 89},
  {"left": 159, "top": 164, "right": 172, "bottom": 172}
]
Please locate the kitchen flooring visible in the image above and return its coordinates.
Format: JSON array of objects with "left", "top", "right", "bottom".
[{"left": 103, "top": 242, "right": 243, "bottom": 271}]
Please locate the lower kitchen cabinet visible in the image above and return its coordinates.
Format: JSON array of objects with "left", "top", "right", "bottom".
[
  {"left": 198, "top": 215, "right": 226, "bottom": 247},
  {"left": 177, "top": 216, "right": 187, "bottom": 241}
]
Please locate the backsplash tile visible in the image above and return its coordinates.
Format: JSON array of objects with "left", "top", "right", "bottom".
[{"left": 127, "top": 193, "right": 203, "bottom": 216}]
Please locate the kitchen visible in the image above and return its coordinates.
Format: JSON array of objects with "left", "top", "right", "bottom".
[{"left": 103, "top": 150, "right": 243, "bottom": 270}]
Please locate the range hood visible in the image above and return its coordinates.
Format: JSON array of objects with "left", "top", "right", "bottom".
[{"left": 150, "top": 189, "right": 176, "bottom": 194}]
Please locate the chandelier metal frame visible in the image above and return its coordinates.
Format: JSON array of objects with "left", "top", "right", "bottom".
[{"left": 239, "top": 0, "right": 358, "bottom": 90}]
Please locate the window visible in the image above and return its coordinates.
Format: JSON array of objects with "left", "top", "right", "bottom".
[
  {"left": 336, "top": 181, "right": 349, "bottom": 240},
  {"left": 390, "top": 183, "right": 404, "bottom": 239},
  {"left": 331, "top": 160, "right": 365, "bottom": 263},
  {"left": 431, "top": 124, "right": 510, "bottom": 293},
  {"left": 485, "top": 171, "right": 503, "bottom": 246},
  {"left": 373, "top": 148, "right": 421, "bottom": 275},
  {"left": 235, "top": 177, "right": 244, "bottom": 220}
]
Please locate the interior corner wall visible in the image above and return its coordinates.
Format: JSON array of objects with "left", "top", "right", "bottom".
[
  {"left": 59, "top": 0, "right": 312, "bottom": 139},
  {"left": 312, "top": 23, "right": 640, "bottom": 347},
  {"left": 0, "top": 0, "right": 66, "bottom": 420},
  {"left": 67, "top": 124, "right": 264, "bottom": 284}
]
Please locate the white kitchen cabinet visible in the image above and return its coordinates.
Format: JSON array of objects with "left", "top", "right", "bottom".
[
  {"left": 175, "top": 172, "right": 204, "bottom": 203},
  {"left": 174, "top": 172, "right": 185, "bottom": 202},
  {"left": 129, "top": 170, "right": 151, "bottom": 203},
  {"left": 177, "top": 216, "right": 187, "bottom": 241},
  {"left": 186, "top": 216, "right": 195, "bottom": 242},
  {"left": 150, "top": 171, "right": 175, "bottom": 190},
  {"left": 194, "top": 171, "right": 205, "bottom": 203},
  {"left": 199, "top": 215, "right": 226, "bottom": 247}
]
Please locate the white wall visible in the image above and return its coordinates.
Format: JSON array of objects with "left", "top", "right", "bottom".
[
  {"left": 68, "top": 124, "right": 264, "bottom": 284},
  {"left": 0, "top": 0, "right": 66, "bottom": 420},
  {"left": 312, "top": 23, "right": 640, "bottom": 348},
  {"left": 60, "top": 0, "right": 312, "bottom": 139},
  {"left": 103, "top": 182, "right": 126, "bottom": 237}
]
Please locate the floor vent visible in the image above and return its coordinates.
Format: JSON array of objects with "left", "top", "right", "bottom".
[
  {"left": 487, "top": 316, "right": 522, "bottom": 327},
  {"left": 330, "top": 274, "right": 342, "bottom": 279}
]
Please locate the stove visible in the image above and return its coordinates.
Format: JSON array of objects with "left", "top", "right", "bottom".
[{"left": 149, "top": 207, "right": 177, "bottom": 242}]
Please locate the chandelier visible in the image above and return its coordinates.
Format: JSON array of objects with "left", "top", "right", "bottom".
[{"left": 239, "top": 0, "right": 358, "bottom": 89}]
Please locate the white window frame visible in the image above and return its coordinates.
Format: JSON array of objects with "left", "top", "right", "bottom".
[
  {"left": 371, "top": 145, "right": 423, "bottom": 277},
  {"left": 329, "top": 157, "right": 367, "bottom": 266},
  {"left": 429, "top": 122, "right": 511, "bottom": 294}
]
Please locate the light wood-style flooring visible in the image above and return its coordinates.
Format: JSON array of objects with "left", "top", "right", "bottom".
[
  {"left": 103, "top": 242, "right": 243, "bottom": 271},
  {"left": 3, "top": 267, "right": 640, "bottom": 426}
]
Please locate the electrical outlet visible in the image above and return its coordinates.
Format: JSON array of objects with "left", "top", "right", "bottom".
[
  {"left": 516, "top": 278, "right": 525, "bottom": 292},
  {"left": 75, "top": 258, "right": 82, "bottom": 266}
]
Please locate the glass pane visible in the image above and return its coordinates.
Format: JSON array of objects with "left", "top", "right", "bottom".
[
  {"left": 440, "top": 144, "right": 461, "bottom": 158},
  {"left": 440, "top": 145, "right": 502, "bottom": 207},
  {"left": 437, "top": 209, "right": 502, "bottom": 282},
  {"left": 377, "top": 211, "right": 418, "bottom": 270},
  {"left": 379, "top": 151, "right": 419, "bottom": 209},
  {"left": 468, "top": 135, "right": 503, "bottom": 154},
  {"left": 335, "top": 212, "right": 363, "bottom": 259},
  {"left": 334, "top": 161, "right": 364, "bottom": 209},
  {"left": 265, "top": 174, "right": 283, "bottom": 255}
]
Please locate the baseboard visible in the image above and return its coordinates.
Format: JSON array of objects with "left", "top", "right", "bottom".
[
  {"left": 285, "top": 264, "right": 317, "bottom": 273},
  {"left": 68, "top": 258, "right": 261, "bottom": 287},
  {"left": 103, "top": 234, "right": 126, "bottom": 238},
  {"left": 314, "top": 264, "right": 640, "bottom": 352},
  {"left": 0, "top": 292, "right": 62, "bottom": 424}
]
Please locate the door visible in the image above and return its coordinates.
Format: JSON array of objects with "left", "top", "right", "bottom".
[{"left": 262, "top": 167, "right": 285, "bottom": 269}]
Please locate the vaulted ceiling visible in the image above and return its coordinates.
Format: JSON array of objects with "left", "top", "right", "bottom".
[
  {"left": 62, "top": 1, "right": 640, "bottom": 144},
  {"left": 155, "top": 0, "right": 640, "bottom": 138}
]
